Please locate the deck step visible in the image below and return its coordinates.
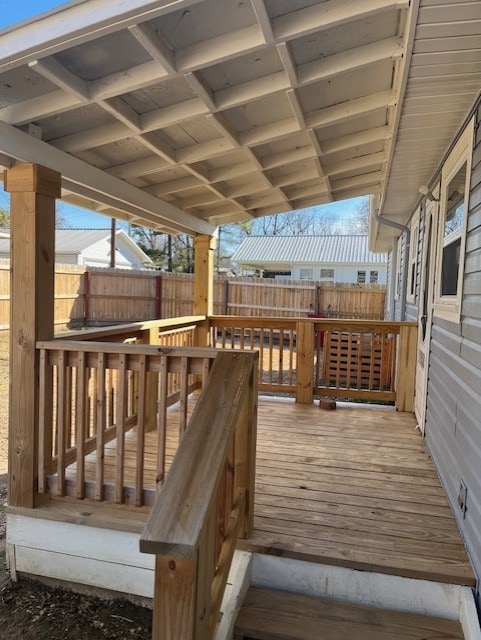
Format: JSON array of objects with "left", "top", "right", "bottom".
[{"left": 234, "top": 587, "right": 465, "bottom": 640}]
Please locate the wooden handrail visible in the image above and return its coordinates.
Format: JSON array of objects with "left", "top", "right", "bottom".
[
  {"left": 140, "top": 350, "right": 258, "bottom": 639},
  {"left": 58, "top": 315, "right": 206, "bottom": 341}
]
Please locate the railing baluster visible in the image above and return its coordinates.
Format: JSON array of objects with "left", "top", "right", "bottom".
[
  {"left": 156, "top": 354, "right": 168, "bottom": 490},
  {"left": 75, "top": 351, "right": 87, "bottom": 499},
  {"left": 115, "top": 354, "right": 127, "bottom": 504},
  {"left": 95, "top": 352, "right": 106, "bottom": 501},
  {"left": 135, "top": 354, "right": 147, "bottom": 507},
  {"left": 57, "top": 351, "right": 67, "bottom": 496},
  {"left": 179, "top": 356, "right": 189, "bottom": 437},
  {"left": 38, "top": 349, "right": 51, "bottom": 494}
]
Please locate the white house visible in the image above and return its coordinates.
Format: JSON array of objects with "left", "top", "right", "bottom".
[
  {"left": 231, "top": 235, "right": 387, "bottom": 283},
  {"left": 0, "top": 228, "right": 152, "bottom": 269}
]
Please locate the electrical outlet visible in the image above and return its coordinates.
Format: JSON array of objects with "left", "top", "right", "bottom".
[{"left": 458, "top": 480, "right": 467, "bottom": 518}]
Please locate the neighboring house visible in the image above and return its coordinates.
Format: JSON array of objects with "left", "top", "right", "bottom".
[
  {"left": 370, "top": 97, "right": 481, "bottom": 611},
  {"left": 232, "top": 235, "right": 387, "bottom": 284},
  {"left": 0, "top": 229, "right": 152, "bottom": 269}
]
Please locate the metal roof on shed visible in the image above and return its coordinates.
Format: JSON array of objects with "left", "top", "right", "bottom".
[{"left": 231, "top": 235, "right": 387, "bottom": 267}]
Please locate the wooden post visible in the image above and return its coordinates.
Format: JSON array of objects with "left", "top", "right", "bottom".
[
  {"left": 152, "top": 556, "right": 197, "bottom": 640},
  {"left": 296, "top": 321, "right": 314, "bottom": 404},
  {"left": 396, "top": 324, "right": 418, "bottom": 412},
  {"left": 4, "top": 164, "right": 61, "bottom": 508},
  {"left": 193, "top": 234, "right": 215, "bottom": 347}
]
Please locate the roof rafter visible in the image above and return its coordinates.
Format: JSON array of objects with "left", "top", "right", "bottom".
[{"left": 0, "top": 119, "right": 215, "bottom": 235}]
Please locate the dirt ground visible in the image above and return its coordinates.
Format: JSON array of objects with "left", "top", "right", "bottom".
[{"left": 0, "top": 333, "right": 154, "bottom": 639}]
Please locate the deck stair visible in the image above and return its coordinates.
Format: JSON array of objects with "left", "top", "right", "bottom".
[{"left": 234, "top": 586, "right": 465, "bottom": 640}]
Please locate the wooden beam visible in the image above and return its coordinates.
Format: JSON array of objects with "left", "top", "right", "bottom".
[
  {"left": 129, "top": 22, "right": 177, "bottom": 74},
  {"left": 184, "top": 71, "right": 216, "bottom": 111},
  {"left": 273, "top": 0, "right": 409, "bottom": 41},
  {"left": 4, "top": 163, "right": 61, "bottom": 508},
  {"left": 307, "top": 90, "right": 393, "bottom": 129},
  {"left": 0, "top": 120, "right": 216, "bottom": 236},
  {"left": 297, "top": 37, "right": 404, "bottom": 86},
  {"left": 0, "top": 0, "right": 204, "bottom": 72},
  {"left": 250, "top": 0, "right": 274, "bottom": 44},
  {"left": 29, "top": 58, "right": 90, "bottom": 101}
]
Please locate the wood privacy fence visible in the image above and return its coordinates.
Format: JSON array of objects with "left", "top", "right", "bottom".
[{"left": 0, "top": 261, "right": 386, "bottom": 329}]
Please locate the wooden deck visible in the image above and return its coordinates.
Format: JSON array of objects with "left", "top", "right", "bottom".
[
  {"left": 240, "top": 397, "right": 475, "bottom": 586},
  {"left": 52, "top": 397, "right": 475, "bottom": 586}
]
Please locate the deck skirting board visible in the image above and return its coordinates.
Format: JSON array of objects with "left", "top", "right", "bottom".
[{"left": 7, "top": 513, "right": 155, "bottom": 598}]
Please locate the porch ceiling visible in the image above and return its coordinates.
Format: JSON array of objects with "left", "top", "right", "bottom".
[{"left": 0, "top": 1, "right": 479, "bottom": 240}]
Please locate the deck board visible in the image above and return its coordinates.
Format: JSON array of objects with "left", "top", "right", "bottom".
[
  {"left": 51, "top": 396, "right": 475, "bottom": 586},
  {"left": 238, "top": 398, "right": 475, "bottom": 586},
  {"left": 235, "top": 587, "right": 465, "bottom": 640}
]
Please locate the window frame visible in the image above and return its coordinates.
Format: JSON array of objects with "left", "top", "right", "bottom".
[
  {"left": 357, "top": 270, "right": 366, "bottom": 284},
  {"left": 433, "top": 118, "right": 474, "bottom": 323},
  {"left": 299, "top": 267, "right": 314, "bottom": 280},
  {"left": 320, "top": 268, "right": 335, "bottom": 280},
  {"left": 370, "top": 270, "right": 379, "bottom": 284}
]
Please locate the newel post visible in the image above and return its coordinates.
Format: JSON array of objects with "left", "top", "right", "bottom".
[
  {"left": 193, "top": 234, "right": 215, "bottom": 347},
  {"left": 296, "top": 320, "right": 314, "bottom": 404},
  {"left": 395, "top": 324, "right": 417, "bottom": 412},
  {"left": 4, "top": 164, "right": 60, "bottom": 508}
]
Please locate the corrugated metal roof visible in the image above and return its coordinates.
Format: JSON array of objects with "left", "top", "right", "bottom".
[
  {"left": 0, "top": 229, "right": 114, "bottom": 254},
  {"left": 231, "top": 235, "right": 387, "bottom": 267}
]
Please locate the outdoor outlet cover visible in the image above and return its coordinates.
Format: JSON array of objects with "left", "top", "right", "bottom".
[{"left": 458, "top": 480, "right": 467, "bottom": 518}]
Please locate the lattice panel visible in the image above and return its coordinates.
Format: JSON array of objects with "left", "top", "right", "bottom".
[{"left": 322, "top": 331, "right": 395, "bottom": 392}]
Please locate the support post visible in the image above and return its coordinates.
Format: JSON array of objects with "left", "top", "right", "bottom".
[
  {"left": 4, "top": 163, "right": 60, "bottom": 508},
  {"left": 193, "top": 234, "right": 216, "bottom": 347},
  {"left": 396, "top": 324, "right": 417, "bottom": 412},
  {"left": 296, "top": 321, "right": 314, "bottom": 404}
]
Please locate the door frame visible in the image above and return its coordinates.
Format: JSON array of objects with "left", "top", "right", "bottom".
[{"left": 415, "top": 197, "right": 438, "bottom": 433}]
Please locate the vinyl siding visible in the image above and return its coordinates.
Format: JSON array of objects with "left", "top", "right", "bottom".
[{"left": 424, "top": 104, "right": 481, "bottom": 605}]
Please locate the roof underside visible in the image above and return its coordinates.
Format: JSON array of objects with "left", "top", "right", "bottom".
[{"left": 0, "top": 0, "right": 479, "bottom": 244}]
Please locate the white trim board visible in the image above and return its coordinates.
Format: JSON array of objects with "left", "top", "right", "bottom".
[
  {"left": 8, "top": 513, "right": 155, "bottom": 598},
  {"left": 251, "top": 554, "right": 481, "bottom": 639}
]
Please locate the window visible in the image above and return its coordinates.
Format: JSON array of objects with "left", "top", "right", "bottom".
[
  {"left": 370, "top": 270, "right": 379, "bottom": 284},
  {"left": 357, "top": 270, "right": 366, "bottom": 284},
  {"left": 434, "top": 118, "right": 474, "bottom": 322},
  {"left": 320, "top": 268, "right": 334, "bottom": 280},
  {"left": 406, "top": 209, "right": 419, "bottom": 304},
  {"left": 299, "top": 268, "right": 314, "bottom": 280}
]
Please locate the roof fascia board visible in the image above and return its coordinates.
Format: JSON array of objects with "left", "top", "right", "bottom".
[
  {"left": 115, "top": 229, "right": 153, "bottom": 263},
  {"left": 0, "top": 120, "right": 215, "bottom": 236},
  {"left": 0, "top": 0, "right": 203, "bottom": 72},
  {"left": 373, "top": 0, "right": 421, "bottom": 248}
]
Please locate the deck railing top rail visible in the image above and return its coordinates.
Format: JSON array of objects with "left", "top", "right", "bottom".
[
  {"left": 209, "top": 315, "right": 416, "bottom": 331},
  {"left": 58, "top": 315, "right": 206, "bottom": 342},
  {"left": 140, "top": 350, "right": 257, "bottom": 557}
]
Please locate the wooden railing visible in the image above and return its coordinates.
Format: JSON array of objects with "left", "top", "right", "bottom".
[
  {"left": 140, "top": 351, "right": 258, "bottom": 640},
  {"left": 37, "top": 339, "right": 219, "bottom": 506},
  {"left": 36, "top": 313, "right": 415, "bottom": 510},
  {"left": 209, "top": 316, "right": 417, "bottom": 411}
]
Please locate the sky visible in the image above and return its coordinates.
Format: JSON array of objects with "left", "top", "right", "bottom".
[{"left": 0, "top": 0, "right": 365, "bottom": 231}]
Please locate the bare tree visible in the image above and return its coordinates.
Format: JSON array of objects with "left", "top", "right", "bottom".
[{"left": 343, "top": 197, "right": 369, "bottom": 233}]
